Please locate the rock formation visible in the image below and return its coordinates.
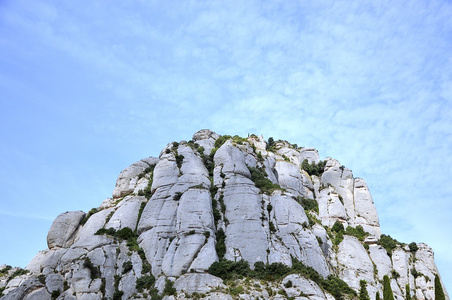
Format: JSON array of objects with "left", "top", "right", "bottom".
[{"left": 0, "top": 130, "right": 448, "bottom": 299}]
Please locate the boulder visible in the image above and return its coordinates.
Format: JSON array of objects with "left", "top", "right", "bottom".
[{"left": 47, "top": 211, "right": 85, "bottom": 249}]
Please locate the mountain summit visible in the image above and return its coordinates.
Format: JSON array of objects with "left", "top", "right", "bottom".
[{"left": 0, "top": 130, "right": 448, "bottom": 299}]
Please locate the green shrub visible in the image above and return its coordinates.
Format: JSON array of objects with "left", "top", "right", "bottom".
[
  {"left": 214, "top": 135, "right": 232, "bottom": 149},
  {"left": 113, "top": 290, "right": 124, "bottom": 300},
  {"left": 298, "top": 197, "right": 319, "bottom": 213},
  {"left": 175, "top": 154, "right": 184, "bottom": 168},
  {"left": 322, "top": 275, "right": 357, "bottom": 300},
  {"left": 122, "top": 261, "right": 133, "bottom": 274},
  {"left": 375, "top": 291, "right": 381, "bottom": 300},
  {"left": 248, "top": 166, "right": 282, "bottom": 194},
  {"left": 207, "top": 258, "right": 355, "bottom": 300},
  {"left": 229, "top": 285, "right": 244, "bottom": 295},
  {"left": 136, "top": 202, "right": 147, "bottom": 228},
  {"left": 0, "top": 265, "right": 12, "bottom": 277},
  {"left": 163, "top": 279, "right": 176, "bottom": 296},
  {"left": 215, "top": 228, "right": 226, "bottom": 259},
  {"left": 208, "top": 259, "right": 251, "bottom": 280},
  {"left": 219, "top": 194, "right": 226, "bottom": 215},
  {"left": 173, "top": 192, "right": 183, "bottom": 201},
  {"left": 284, "top": 280, "right": 293, "bottom": 288},
  {"left": 136, "top": 274, "right": 156, "bottom": 292},
  {"left": 301, "top": 159, "right": 326, "bottom": 177},
  {"left": 38, "top": 274, "right": 46, "bottom": 284},
  {"left": 332, "top": 221, "right": 345, "bottom": 233},
  {"left": 378, "top": 235, "right": 400, "bottom": 256},
  {"left": 138, "top": 164, "right": 155, "bottom": 180},
  {"left": 266, "top": 137, "right": 276, "bottom": 151},
  {"left": 383, "top": 275, "right": 394, "bottom": 300},
  {"left": 409, "top": 242, "right": 418, "bottom": 253},
  {"left": 138, "top": 175, "right": 154, "bottom": 199},
  {"left": 405, "top": 284, "right": 411, "bottom": 300},
  {"left": 80, "top": 208, "right": 99, "bottom": 225},
  {"left": 359, "top": 280, "right": 370, "bottom": 300},
  {"left": 345, "top": 225, "right": 369, "bottom": 241},
  {"left": 435, "top": 274, "right": 445, "bottom": 300},
  {"left": 269, "top": 221, "right": 277, "bottom": 233},
  {"left": 83, "top": 257, "right": 101, "bottom": 279},
  {"left": 8, "top": 268, "right": 29, "bottom": 279},
  {"left": 51, "top": 290, "right": 61, "bottom": 300}
]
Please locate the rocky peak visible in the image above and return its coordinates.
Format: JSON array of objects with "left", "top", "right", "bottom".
[{"left": 0, "top": 130, "right": 448, "bottom": 300}]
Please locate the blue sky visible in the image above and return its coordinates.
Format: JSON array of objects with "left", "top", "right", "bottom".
[{"left": 1, "top": 0, "right": 451, "bottom": 292}]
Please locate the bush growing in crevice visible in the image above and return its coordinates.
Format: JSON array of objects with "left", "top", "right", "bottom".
[
  {"left": 80, "top": 208, "right": 99, "bottom": 225},
  {"left": 297, "top": 197, "right": 319, "bottom": 213},
  {"left": 173, "top": 192, "right": 183, "bottom": 201},
  {"left": 175, "top": 154, "right": 184, "bottom": 169},
  {"left": 435, "top": 274, "right": 446, "bottom": 300},
  {"left": 51, "top": 290, "right": 61, "bottom": 300},
  {"left": 266, "top": 137, "right": 276, "bottom": 152},
  {"left": 301, "top": 159, "right": 326, "bottom": 177},
  {"left": 163, "top": 279, "right": 176, "bottom": 296},
  {"left": 95, "top": 227, "right": 144, "bottom": 255},
  {"left": 83, "top": 257, "right": 101, "bottom": 279},
  {"left": 215, "top": 228, "right": 226, "bottom": 259},
  {"left": 408, "top": 242, "right": 418, "bottom": 253},
  {"left": 378, "top": 234, "right": 401, "bottom": 257},
  {"left": 122, "top": 261, "right": 133, "bottom": 274},
  {"left": 136, "top": 274, "right": 156, "bottom": 292},
  {"left": 113, "top": 274, "right": 123, "bottom": 300},
  {"left": 137, "top": 168, "right": 155, "bottom": 199},
  {"left": 359, "top": 280, "right": 370, "bottom": 300},
  {"left": 383, "top": 275, "right": 394, "bottom": 300},
  {"left": 248, "top": 166, "right": 282, "bottom": 194},
  {"left": 138, "top": 164, "right": 156, "bottom": 180}
]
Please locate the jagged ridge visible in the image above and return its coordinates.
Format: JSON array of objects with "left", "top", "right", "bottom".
[{"left": 0, "top": 130, "right": 448, "bottom": 300}]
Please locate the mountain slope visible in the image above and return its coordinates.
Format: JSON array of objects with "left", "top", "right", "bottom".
[{"left": 0, "top": 130, "right": 448, "bottom": 300}]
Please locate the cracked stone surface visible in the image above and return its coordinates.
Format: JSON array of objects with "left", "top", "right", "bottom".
[{"left": 1, "top": 130, "right": 447, "bottom": 300}]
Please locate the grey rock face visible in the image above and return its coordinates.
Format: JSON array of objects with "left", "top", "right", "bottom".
[
  {"left": 1, "top": 130, "right": 448, "bottom": 300},
  {"left": 112, "top": 157, "right": 158, "bottom": 198},
  {"left": 47, "top": 211, "right": 85, "bottom": 249}
]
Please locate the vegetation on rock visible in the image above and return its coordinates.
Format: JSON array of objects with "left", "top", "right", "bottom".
[
  {"left": 301, "top": 159, "right": 326, "bottom": 177},
  {"left": 383, "top": 275, "right": 394, "bottom": 300},
  {"left": 248, "top": 166, "right": 282, "bottom": 194},
  {"left": 435, "top": 274, "right": 446, "bottom": 300}
]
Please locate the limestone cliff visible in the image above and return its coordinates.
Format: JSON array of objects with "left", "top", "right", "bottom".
[{"left": 0, "top": 130, "right": 448, "bottom": 300}]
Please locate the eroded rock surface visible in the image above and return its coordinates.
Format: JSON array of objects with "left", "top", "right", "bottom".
[{"left": 1, "top": 130, "right": 447, "bottom": 300}]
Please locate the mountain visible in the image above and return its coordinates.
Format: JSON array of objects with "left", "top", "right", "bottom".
[{"left": 0, "top": 130, "right": 448, "bottom": 300}]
